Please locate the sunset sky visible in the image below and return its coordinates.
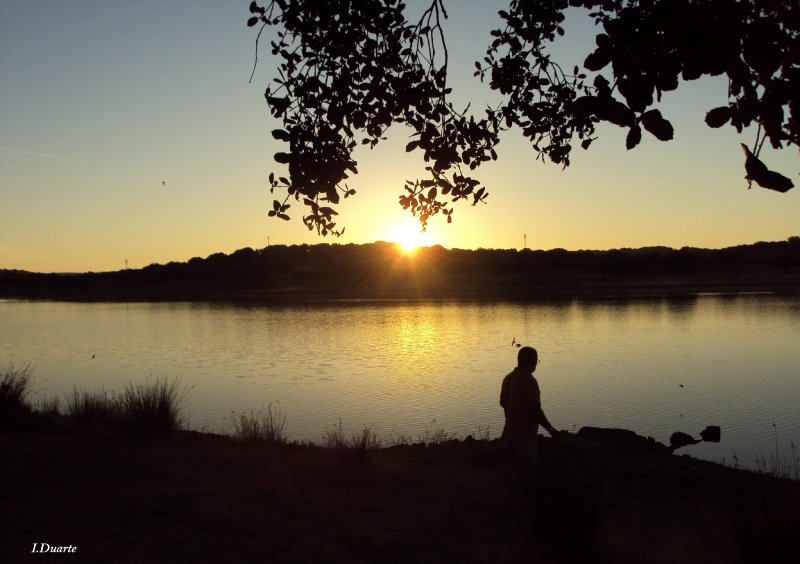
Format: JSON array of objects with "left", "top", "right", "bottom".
[{"left": 1, "top": 0, "right": 797, "bottom": 273}]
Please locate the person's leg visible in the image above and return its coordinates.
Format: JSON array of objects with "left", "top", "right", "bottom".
[
  {"left": 520, "top": 437, "right": 538, "bottom": 512},
  {"left": 505, "top": 432, "right": 537, "bottom": 508}
]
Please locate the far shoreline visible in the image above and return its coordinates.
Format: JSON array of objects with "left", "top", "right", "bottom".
[{"left": 3, "top": 238, "right": 798, "bottom": 303}]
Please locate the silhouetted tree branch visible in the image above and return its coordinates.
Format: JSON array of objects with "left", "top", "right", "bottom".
[{"left": 249, "top": 0, "right": 798, "bottom": 234}]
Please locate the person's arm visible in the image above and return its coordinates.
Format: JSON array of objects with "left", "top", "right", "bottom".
[
  {"left": 534, "top": 405, "right": 558, "bottom": 437},
  {"left": 529, "top": 379, "right": 559, "bottom": 437}
]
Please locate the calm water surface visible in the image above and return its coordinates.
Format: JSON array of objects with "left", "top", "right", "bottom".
[{"left": 2, "top": 296, "right": 798, "bottom": 466}]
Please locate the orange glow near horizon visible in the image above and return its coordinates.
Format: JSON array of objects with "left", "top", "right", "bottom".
[{"left": 385, "top": 218, "right": 436, "bottom": 255}]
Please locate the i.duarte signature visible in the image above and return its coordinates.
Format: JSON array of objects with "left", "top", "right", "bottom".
[{"left": 31, "top": 543, "right": 77, "bottom": 554}]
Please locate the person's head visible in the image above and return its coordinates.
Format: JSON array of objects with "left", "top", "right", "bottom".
[{"left": 517, "top": 346, "right": 538, "bottom": 372}]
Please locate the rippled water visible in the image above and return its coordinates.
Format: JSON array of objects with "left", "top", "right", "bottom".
[{"left": 2, "top": 295, "right": 798, "bottom": 466}]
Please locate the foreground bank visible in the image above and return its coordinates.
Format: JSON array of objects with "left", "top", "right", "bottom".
[{"left": 2, "top": 418, "right": 797, "bottom": 563}]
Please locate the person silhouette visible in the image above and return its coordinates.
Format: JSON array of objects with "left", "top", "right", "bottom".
[{"left": 500, "top": 346, "right": 562, "bottom": 510}]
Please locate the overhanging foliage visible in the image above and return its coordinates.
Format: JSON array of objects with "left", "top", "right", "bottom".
[{"left": 249, "top": 0, "right": 798, "bottom": 234}]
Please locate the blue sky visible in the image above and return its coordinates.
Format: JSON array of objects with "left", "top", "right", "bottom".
[{"left": 1, "top": 0, "right": 797, "bottom": 272}]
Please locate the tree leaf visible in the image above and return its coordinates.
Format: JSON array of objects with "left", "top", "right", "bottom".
[
  {"left": 583, "top": 42, "right": 612, "bottom": 71},
  {"left": 326, "top": 188, "right": 340, "bottom": 204},
  {"left": 626, "top": 125, "right": 642, "bottom": 150},
  {"left": 247, "top": 16, "right": 259, "bottom": 27},
  {"left": 704, "top": 107, "right": 731, "bottom": 128},
  {"left": 641, "top": 110, "right": 674, "bottom": 141},
  {"left": 753, "top": 170, "right": 794, "bottom": 193},
  {"left": 596, "top": 98, "right": 635, "bottom": 128},
  {"left": 583, "top": 50, "right": 610, "bottom": 72}
]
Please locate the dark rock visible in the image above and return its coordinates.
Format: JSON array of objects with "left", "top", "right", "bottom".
[
  {"left": 700, "top": 426, "right": 721, "bottom": 442},
  {"left": 669, "top": 431, "right": 700, "bottom": 450},
  {"left": 577, "top": 427, "right": 668, "bottom": 453}
]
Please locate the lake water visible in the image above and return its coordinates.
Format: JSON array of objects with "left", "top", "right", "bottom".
[{"left": 2, "top": 296, "right": 799, "bottom": 468}]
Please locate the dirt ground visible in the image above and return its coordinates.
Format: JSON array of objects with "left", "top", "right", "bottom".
[{"left": 1, "top": 424, "right": 797, "bottom": 563}]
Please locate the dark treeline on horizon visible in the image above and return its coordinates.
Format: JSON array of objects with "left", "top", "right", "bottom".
[{"left": 2, "top": 237, "right": 800, "bottom": 301}]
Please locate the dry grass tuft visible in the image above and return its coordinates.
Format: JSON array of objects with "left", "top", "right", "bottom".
[
  {"left": 232, "top": 402, "right": 287, "bottom": 446},
  {"left": 0, "top": 362, "right": 34, "bottom": 412}
]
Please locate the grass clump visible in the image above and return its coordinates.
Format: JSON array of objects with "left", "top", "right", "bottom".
[
  {"left": 322, "top": 418, "right": 349, "bottom": 449},
  {"left": 350, "top": 424, "right": 381, "bottom": 450},
  {"left": 322, "top": 419, "right": 380, "bottom": 450},
  {"left": 323, "top": 419, "right": 381, "bottom": 481},
  {"left": 472, "top": 424, "right": 492, "bottom": 441},
  {"left": 65, "top": 389, "right": 119, "bottom": 427},
  {"left": 419, "top": 419, "right": 454, "bottom": 445},
  {"left": 0, "top": 362, "right": 34, "bottom": 412},
  {"left": 386, "top": 433, "right": 413, "bottom": 447},
  {"left": 33, "top": 396, "right": 61, "bottom": 417},
  {"left": 730, "top": 424, "right": 800, "bottom": 481},
  {"left": 232, "top": 403, "right": 287, "bottom": 446},
  {"left": 1, "top": 367, "right": 186, "bottom": 436},
  {"left": 118, "top": 377, "right": 187, "bottom": 434},
  {"left": 64, "top": 377, "right": 186, "bottom": 435}
]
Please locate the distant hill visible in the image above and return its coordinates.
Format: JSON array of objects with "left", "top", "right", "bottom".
[{"left": 2, "top": 238, "right": 799, "bottom": 301}]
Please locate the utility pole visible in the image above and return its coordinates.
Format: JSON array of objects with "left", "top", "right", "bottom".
[
  {"left": 125, "top": 259, "right": 128, "bottom": 270},
  {"left": 267, "top": 236, "right": 270, "bottom": 247},
  {"left": 523, "top": 233, "right": 527, "bottom": 250}
]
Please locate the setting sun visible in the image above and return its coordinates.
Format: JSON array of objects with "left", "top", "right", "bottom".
[{"left": 386, "top": 219, "right": 435, "bottom": 254}]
